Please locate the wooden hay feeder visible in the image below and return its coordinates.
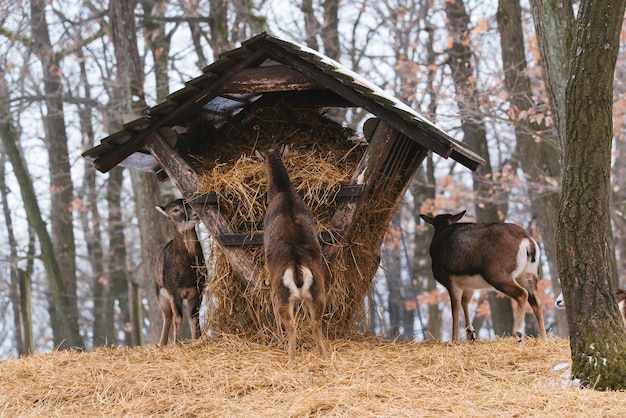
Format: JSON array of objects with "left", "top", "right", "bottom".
[{"left": 83, "top": 32, "right": 484, "bottom": 342}]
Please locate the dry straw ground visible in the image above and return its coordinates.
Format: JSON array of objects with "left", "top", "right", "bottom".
[{"left": 1, "top": 335, "right": 625, "bottom": 417}]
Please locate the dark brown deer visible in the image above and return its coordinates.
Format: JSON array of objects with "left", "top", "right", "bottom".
[
  {"left": 420, "top": 211, "right": 546, "bottom": 342},
  {"left": 154, "top": 199, "right": 206, "bottom": 346},
  {"left": 256, "top": 145, "right": 327, "bottom": 362}
]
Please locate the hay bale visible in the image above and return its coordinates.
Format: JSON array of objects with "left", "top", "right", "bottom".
[{"left": 191, "top": 101, "right": 390, "bottom": 342}]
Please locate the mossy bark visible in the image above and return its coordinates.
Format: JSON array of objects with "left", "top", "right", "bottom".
[{"left": 557, "top": 0, "right": 626, "bottom": 390}]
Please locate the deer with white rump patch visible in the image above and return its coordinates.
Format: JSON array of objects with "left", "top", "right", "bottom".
[
  {"left": 256, "top": 145, "right": 327, "bottom": 362},
  {"left": 154, "top": 199, "right": 206, "bottom": 346},
  {"left": 420, "top": 210, "right": 546, "bottom": 342}
]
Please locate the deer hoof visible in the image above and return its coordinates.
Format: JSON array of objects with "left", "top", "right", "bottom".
[{"left": 466, "top": 327, "right": 477, "bottom": 341}]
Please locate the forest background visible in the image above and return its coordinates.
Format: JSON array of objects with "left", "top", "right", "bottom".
[{"left": 0, "top": 0, "right": 625, "bottom": 361}]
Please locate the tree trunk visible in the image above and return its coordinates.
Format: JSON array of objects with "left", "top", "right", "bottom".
[
  {"left": 111, "top": 0, "right": 159, "bottom": 346},
  {"left": 383, "top": 224, "right": 412, "bottom": 339},
  {"left": 420, "top": 25, "right": 442, "bottom": 340},
  {"left": 529, "top": 0, "right": 576, "bottom": 338},
  {"left": 528, "top": 0, "right": 574, "bottom": 155},
  {"left": 31, "top": 0, "right": 83, "bottom": 350},
  {"left": 496, "top": 0, "right": 565, "bottom": 337},
  {"left": 73, "top": 44, "right": 110, "bottom": 347},
  {"left": 1, "top": 154, "right": 34, "bottom": 356},
  {"left": 0, "top": 66, "right": 83, "bottom": 349},
  {"left": 301, "top": 0, "right": 320, "bottom": 50},
  {"left": 444, "top": 0, "right": 514, "bottom": 337},
  {"left": 106, "top": 166, "right": 130, "bottom": 345},
  {"left": 321, "top": 0, "right": 340, "bottom": 60},
  {"left": 207, "top": 0, "right": 231, "bottom": 55},
  {"left": 558, "top": 0, "right": 626, "bottom": 390},
  {"left": 139, "top": 0, "right": 176, "bottom": 344},
  {"left": 412, "top": 161, "right": 440, "bottom": 340}
]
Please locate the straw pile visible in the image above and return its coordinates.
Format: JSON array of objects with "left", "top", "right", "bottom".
[
  {"left": 1, "top": 336, "right": 624, "bottom": 417},
  {"left": 191, "top": 100, "right": 388, "bottom": 342}
]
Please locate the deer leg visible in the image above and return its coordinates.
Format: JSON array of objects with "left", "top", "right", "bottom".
[
  {"left": 494, "top": 278, "right": 529, "bottom": 342},
  {"left": 305, "top": 296, "right": 327, "bottom": 359},
  {"left": 273, "top": 292, "right": 297, "bottom": 363},
  {"left": 461, "top": 290, "right": 476, "bottom": 341},
  {"left": 521, "top": 274, "right": 546, "bottom": 339},
  {"left": 170, "top": 295, "right": 185, "bottom": 345},
  {"left": 187, "top": 294, "right": 203, "bottom": 340},
  {"left": 284, "top": 299, "right": 297, "bottom": 363},
  {"left": 158, "top": 292, "right": 173, "bottom": 347},
  {"left": 512, "top": 292, "right": 529, "bottom": 342},
  {"left": 449, "top": 287, "right": 463, "bottom": 342}
]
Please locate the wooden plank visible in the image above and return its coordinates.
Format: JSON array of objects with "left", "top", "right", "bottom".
[
  {"left": 123, "top": 117, "right": 152, "bottom": 132},
  {"left": 145, "top": 127, "right": 259, "bottom": 285},
  {"left": 219, "top": 66, "right": 323, "bottom": 94}
]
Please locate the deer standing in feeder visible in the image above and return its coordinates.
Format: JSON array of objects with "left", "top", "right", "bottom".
[
  {"left": 154, "top": 199, "right": 206, "bottom": 346},
  {"left": 420, "top": 210, "right": 546, "bottom": 342},
  {"left": 256, "top": 145, "right": 327, "bottom": 362}
]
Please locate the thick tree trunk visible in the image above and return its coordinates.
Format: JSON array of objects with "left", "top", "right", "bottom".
[
  {"left": 529, "top": 0, "right": 576, "bottom": 338},
  {"left": 497, "top": 0, "right": 564, "bottom": 337},
  {"left": 444, "top": 0, "right": 514, "bottom": 337},
  {"left": 558, "top": 0, "right": 626, "bottom": 390},
  {"left": 111, "top": 0, "right": 164, "bottom": 345}
]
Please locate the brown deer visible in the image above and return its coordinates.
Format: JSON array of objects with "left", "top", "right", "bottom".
[
  {"left": 420, "top": 211, "right": 546, "bottom": 342},
  {"left": 154, "top": 199, "right": 206, "bottom": 346},
  {"left": 256, "top": 145, "right": 327, "bottom": 362}
]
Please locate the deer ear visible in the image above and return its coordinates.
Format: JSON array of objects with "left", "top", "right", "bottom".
[
  {"left": 420, "top": 214, "right": 434, "bottom": 225},
  {"left": 155, "top": 205, "right": 168, "bottom": 217},
  {"left": 452, "top": 210, "right": 466, "bottom": 222}
]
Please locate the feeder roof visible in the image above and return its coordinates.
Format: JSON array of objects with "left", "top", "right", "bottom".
[{"left": 82, "top": 32, "right": 484, "bottom": 176}]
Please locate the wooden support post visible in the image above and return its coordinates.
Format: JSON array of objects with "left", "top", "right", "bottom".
[{"left": 324, "top": 118, "right": 429, "bottom": 270}]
